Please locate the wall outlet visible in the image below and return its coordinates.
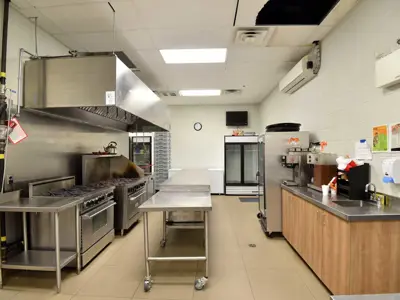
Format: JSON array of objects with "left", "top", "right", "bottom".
[{"left": 7, "top": 175, "right": 14, "bottom": 185}]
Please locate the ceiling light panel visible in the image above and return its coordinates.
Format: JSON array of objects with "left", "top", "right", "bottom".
[
  {"left": 179, "top": 89, "right": 222, "bottom": 96},
  {"left": 160, "top": 48, "right": 227, "bottom": 64}
]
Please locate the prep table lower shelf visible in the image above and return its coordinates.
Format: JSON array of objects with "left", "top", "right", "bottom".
[{"left": 2, "top": 250, "right": 77, "bottom": 271}]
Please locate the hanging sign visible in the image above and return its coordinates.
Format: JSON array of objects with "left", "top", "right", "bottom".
[{"left": 8, "top": 117, "right": 27, "bottom": 144}]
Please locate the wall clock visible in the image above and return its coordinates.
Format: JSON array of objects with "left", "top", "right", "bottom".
[{"left": 194, "top": 122, "right": 202, "bottom": 131}]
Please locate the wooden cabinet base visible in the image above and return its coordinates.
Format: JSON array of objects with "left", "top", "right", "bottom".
[
  {"left": 282, "top": 189, "right": 400, "bottom": 295},
  {"left": 349, "top": 221, "right": 400, "bottom": 294}
]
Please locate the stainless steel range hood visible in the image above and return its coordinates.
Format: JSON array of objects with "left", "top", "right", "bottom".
[{"left": 23, "top": 54, "right": 170, "bottom": 132}]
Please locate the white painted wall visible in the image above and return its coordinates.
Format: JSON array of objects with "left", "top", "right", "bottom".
[
  {"left": 259, "top": 0, "right": 400, "bottom": 195},
  {"left": 170, "top": 105, "right": 259, "bottom": 169}
]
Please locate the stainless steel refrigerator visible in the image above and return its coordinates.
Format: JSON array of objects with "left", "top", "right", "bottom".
[
  {"left": 257, "top": 131, "right": 309, "bottom": 236},
  {"left": 224, "top": 136, "right": 258, "bottom": 195}
]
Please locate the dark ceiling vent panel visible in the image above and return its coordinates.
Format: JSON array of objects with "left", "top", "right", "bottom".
[{"left": 256, "top": 0, "right": 340, "bottom": 25}]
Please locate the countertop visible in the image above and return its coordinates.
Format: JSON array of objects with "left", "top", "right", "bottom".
[
  {"left": 281, "top": 185, "right": 400, "bottom": 221},
  {"left": 331, "top": 295, "right": 400, "bottom": 300},
  {"left": 159, "top": 169, "right": 211, "bottom": 192},
  {"left": 139, "top": 191, "right": 212, "bottom": 212},
  {"left": 0, "top": 196, "right": 86, "bottom": 213}
]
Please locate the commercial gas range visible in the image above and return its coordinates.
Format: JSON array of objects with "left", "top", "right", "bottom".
[
  {"left": 28, "top": 177, "right": 116, "bottom": 267},
  {"left": 93, "top": 177, "right": 149, "bottom": 235}
]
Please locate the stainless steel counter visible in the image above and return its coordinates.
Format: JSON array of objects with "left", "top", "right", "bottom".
[
  {"left": 282, "top": 185, "right": 400, "bottom": 221},
  {"left": 0, "top": 191, "right": 83, "bottom": 293},
  {"left": 331, "top": 295, "right": 400, "bottom": 300},
  {"left": 159, "top": 169, "right": 210, "bottom": 192},
  {"left": 138, "top": 169, "right": 212, "bottom": 292},
  {"left": 0, "top": 196, "right": 85, "bottom": 213},
  {"left": 139, "top": 191, "right": 212, "bottom": 212}
]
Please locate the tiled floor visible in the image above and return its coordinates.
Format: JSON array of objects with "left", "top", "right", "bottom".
[{"left": 0, "top": 196, "right": 331, "bottom": 300}]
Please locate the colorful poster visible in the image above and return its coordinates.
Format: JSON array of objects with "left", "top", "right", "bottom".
[
  {"left": 372, "top": 125, "right": 388, "bottom": 152},
  {"left": 390, "top": 123, "right": 400, "bottom": 151}
]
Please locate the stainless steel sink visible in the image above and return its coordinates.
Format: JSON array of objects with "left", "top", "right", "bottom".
[{"left": 333, "top": 200, "right": 375, "bottom": 207}]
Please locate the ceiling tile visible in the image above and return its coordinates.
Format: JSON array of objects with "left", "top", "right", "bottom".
[
  {"left": 306, "top": 26, "right": 333, "bottom": 43},
  {"left": 109, "top": 1, "right": 146, "bottom": 30},
  {"left": 227, "top": 46, "right": 304, "bottom": 65},
  {"left": 28, "top": 0, "right": 128, "bottom": 7},
  {"left": 53, "top": 31, "right": 135, "bottom": 52},
  {"left": 122, "top": 30, "right": 155, "bottom": 50},
  {"left": 321, "top": 0, "right": 360, "bottom": 26},
  {"left": 149, "top": 27, "right": 233, "bottom": 49},
  {"left": 133, "top": 0, "right": 237, "bottom": 29},
  {"left": 268, "top": 26, "right": 317, "bottom": 46},
  {"left": 11, "top": 0, "right": 33, "bottom": 9},
  {"left": 38, "top": 2, "right": 115, "bottom": 33},
  {"left": 17, "top": 7, "right": 65, "bottom": 34}
]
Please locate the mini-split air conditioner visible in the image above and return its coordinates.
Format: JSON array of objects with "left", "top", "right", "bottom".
[
  {"left": 375, "top": 48, "right": 400, "bottom": 88},
  {"left": 279, "top": 55, "right": 317, "bottom": 94}
]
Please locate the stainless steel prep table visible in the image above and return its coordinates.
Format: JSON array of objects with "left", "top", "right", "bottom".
[
  {"left": 159, "top": 170, "right": 211, "bottom": 233},
  {"left": 0, "top": 193, "right": 84, "bottom": 293},
  {"left": 138, "top": 169, "right": 212, "bottom": 292}
]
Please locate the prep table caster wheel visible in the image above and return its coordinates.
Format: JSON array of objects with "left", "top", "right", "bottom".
[
  {"left": 144, "top": 279, "right": 152, "bottom": 292},
  {"left": 194, "top": 277, "right": 208, "bottom": 291},
  {"left": 256, "top": 212, "right": 262, "bottom": 219},
  {"left": 160, "top": 239, "right": 166, "bottom": 248}
]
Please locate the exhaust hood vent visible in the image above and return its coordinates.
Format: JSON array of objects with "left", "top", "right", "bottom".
[
  {"left": 235, "top": 28, "right": 275, "bottom": 47},
  {"left": 23, "top": 55, "right": 170, "bottom": 132}
]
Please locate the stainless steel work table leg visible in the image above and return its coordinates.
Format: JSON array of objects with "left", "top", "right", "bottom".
[
  {"left": 142, "top": 210, "right": 210, "bottom": 292},
  {"left": 54, "top": 212, "right": 61, "bottom": 293},
  {"left": 160, "top": 211, "right": 167, "bottom": 248},
  {"left": 76, "top": 205, "right": 81, "bottom": 275},
  {"left": 143, "top": 212, "right": 152, "bottom": 291}
]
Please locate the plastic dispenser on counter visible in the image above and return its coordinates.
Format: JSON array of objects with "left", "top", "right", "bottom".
[{"left": 382, "top": 158, "right": 400, "bottom": 184}]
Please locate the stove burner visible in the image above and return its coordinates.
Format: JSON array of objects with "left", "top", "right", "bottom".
[
  {"left": 91, "top": 178, "right": 139, "bottom": 188},
  {"left": 47, "top": 178, "right": 139, "bottom": 198},
  {"left": 48, "top": 186, "right": 99, "bottom": 197}
]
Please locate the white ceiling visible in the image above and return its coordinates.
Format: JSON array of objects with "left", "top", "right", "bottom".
[{"left": 12, "top": 0, "right": 360, "bottom": 105}]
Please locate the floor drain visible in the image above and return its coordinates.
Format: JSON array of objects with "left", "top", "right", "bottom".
[{"left": 248, "top": 243, "right": 256, "bottom": 248}]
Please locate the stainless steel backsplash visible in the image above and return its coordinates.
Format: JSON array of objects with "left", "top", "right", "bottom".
[{"left": 6, "top": 110, "right": 129, "bottom": 187}]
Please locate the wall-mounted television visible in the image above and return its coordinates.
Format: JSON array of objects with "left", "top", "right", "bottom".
[{"left": 226, "top": 111, "right": 248, "bottom": 126}]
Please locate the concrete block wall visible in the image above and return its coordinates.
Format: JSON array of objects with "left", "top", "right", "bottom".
[
  {"left": 259, "top": 0, "right": 400, "bottom": 196},
  {"left": 170, "top": 105, "right": 260, "bottom": 169}
]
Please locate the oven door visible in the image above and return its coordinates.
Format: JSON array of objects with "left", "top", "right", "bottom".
[
  {"left": 81, "top": 201, "right": 116, "bottom": 252},
  {"left": 128, "top": 189, "right": 146, "bottom": 220}
]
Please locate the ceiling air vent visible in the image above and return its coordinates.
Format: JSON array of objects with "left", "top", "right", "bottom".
[
  {"left": 222, "top": 89, "right": 242, "bottom": 95},
  {"left": 153, "top": 90, "right": 179, "bottom": 97},
  {"left": 235, "top": 27, "right": 275, "bottom": 47}
]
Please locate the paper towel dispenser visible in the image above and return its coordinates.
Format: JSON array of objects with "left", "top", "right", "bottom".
[{"left": 382, "top": 158, "right": 400, "bottom": 184}]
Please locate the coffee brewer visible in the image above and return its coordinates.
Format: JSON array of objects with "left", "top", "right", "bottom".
[
  {"left": 281, "top": 147, "right": 312, "bottom": 187},
  {"left": 307, "top": 152, "right": 337, "bottom": 191}
]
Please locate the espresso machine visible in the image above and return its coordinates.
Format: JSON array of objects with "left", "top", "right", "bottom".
[{"left": 281, "top": 147, "right": 312, "bottom": 187}]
